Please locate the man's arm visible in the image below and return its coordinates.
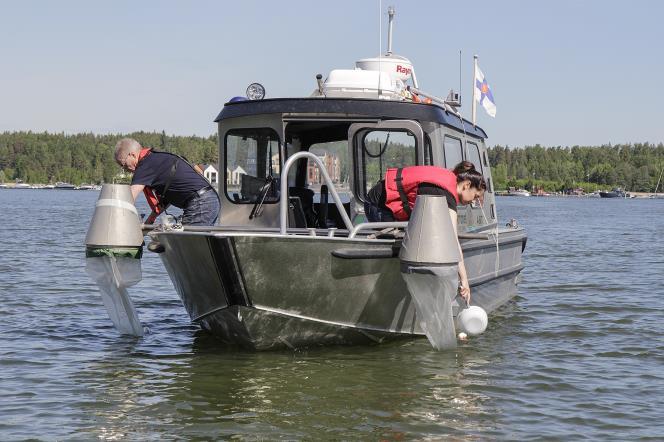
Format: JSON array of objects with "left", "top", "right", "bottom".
[{"left": 130, "top": 184, "right": 145, "bottom": 202}]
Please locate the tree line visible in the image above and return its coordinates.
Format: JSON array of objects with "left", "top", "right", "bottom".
[
  {"left": 488, "top": 143, "right": 664, "bottom": 192},
  {"left": 1, "top": 131, "right": 663, "bottom": 192},
  {"left": 0, "top": 131, "right": 217, "bottom": 185}
]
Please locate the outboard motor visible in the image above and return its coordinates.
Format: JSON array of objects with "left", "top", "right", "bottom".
[
  {"left": 400, "top": 195, "right": 460, "bottom": 350},
  {"left": 85, "top": 184, "right": 145, "bottom": 336}
]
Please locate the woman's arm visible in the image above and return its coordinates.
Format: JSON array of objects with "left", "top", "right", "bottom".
[{"left": 448, "top": 208, "right": 471, "bottom": 304}]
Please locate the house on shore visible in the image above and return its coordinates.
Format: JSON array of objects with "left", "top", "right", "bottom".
[{"left": 198, "top": 164, "right": 219, "bottom": 188}]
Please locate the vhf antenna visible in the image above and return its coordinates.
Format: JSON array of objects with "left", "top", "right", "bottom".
[
  {"left": 442, "top": 50, "right": 462, "bottom": 108},
  {"left": 459, "top": 50, "right": 462, "bottom": 104},
  {"left": 378, "top": 0, "right": 382, "bottom": 97},
  {"left": 387, "top": 6, "right": 395, "bottom": 55}
]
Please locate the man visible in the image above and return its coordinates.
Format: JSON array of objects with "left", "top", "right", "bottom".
[
  {"left": 364, "top": 162, "right": 486, "bottom": 303},
  {"left": 114, "top": 138, "right": 219, "bottom": 226}
]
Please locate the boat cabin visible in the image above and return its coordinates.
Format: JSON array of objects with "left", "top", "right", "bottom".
[{"left": 215, "top": 97, "right": 496, "bottom": 234}]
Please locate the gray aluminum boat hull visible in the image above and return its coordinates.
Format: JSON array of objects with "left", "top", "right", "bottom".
[{"left": 155, "top": 228, "right": 526, "bottom": 350}]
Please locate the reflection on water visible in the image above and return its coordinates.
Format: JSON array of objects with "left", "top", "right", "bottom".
[
  {"left": 71, "top": 332, "right": 499, "bottom": 440},
  {"left": 1, "top": 190, "right": 664, "bottom": 439}
]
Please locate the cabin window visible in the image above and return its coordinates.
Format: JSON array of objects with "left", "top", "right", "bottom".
[
  {"left": 359, "top": 129, "right": 417, "bottom": 198},
  {"left": 225, "top": 128, "right": 280, "bottom": 204},
  {"left": 467, "top": 142, "right": 483, "bottom": 175},
  {"left": 443, "top": 136, "right": 463, "bottom": 169}
]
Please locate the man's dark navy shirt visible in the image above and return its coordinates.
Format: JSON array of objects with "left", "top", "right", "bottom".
[{"left": 131, "top": 150, "right": 209, "bottom": 208}]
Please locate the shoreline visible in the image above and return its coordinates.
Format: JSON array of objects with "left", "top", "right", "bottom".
[
  {"left": 0, "top": 183, "right": 100, "bottom": 190},
  {"left": 496, "top": 191, "right": 664, "bottom": 199}
]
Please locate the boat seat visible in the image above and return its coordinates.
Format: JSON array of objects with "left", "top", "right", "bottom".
[
  {"left": 288, "top": 187, "right": 317, "bottom": 227},
  {"left": 288, "top": 196, "right": 307, "bottom": 228},
  {"left": 319, "top": 201, "right": 351, "bottom": 229}
]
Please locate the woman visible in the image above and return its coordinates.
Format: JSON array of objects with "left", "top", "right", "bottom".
[{"left": 364, "top": 161, "right": 487, "bottom": 302}]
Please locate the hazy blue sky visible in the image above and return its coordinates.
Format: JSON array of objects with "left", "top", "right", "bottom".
[{"left": 1, "top": 0, "right": 662, "bottom": 147}]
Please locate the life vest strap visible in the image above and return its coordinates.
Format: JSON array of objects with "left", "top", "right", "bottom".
[
  {"left": 395, "top": 168, "right": 411, "bottom": 217},
  {"left": 160, "top": 158, "right": 178, "bottom": 205}
]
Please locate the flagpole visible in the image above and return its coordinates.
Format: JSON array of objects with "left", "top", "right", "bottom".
[{"left": 472, "top": 55, "right": 478, "bottom": 127}]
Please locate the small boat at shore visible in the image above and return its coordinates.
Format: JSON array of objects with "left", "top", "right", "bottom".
[
  {"left": 76, "top": 184, "right": 97, "bottom": 190},
  {"left": 509, "top": 188, "right": 531, "bottom": 197},
  {"left": 599, "top": 188, "right": 626, "bottom": 198},
  {"left": 54, "top": 182, "right": 76, "bottom": 190}
]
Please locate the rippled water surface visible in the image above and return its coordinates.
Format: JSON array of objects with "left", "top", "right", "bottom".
[{"left": 1, "top": 190, "right": 663, "bottom": 440}]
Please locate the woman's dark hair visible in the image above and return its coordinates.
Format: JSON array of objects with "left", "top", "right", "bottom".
[{"left": 453, "top": 161, "right": 487, "bottom": 190}]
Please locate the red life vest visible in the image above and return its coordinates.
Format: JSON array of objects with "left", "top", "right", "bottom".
[
  {"left": 137, "top": 148, "right": 163, "bottom": 216},
  {"left": 384, "top": 166, "right": 459, "bottom": 221}
]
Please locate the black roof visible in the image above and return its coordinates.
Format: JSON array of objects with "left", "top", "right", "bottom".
[{"left": 214, "top": 98, "right": 487, "bottom": 140}]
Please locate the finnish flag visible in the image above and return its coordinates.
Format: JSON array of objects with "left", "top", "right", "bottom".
[{"left": 474, "top": 65, "right": 496, "bottom": 118}]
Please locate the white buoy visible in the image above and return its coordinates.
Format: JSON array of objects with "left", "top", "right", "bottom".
[{"left": 457, "top": 305, "right": 488, "bottom": 336}]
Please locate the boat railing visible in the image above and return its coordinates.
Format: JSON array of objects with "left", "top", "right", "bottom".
[
  {"left": 348, "top": 222, "right": 408, "bottom": 239},
  {"left": 279, "top": 151, "right": 353, "bottom": 235},
  {"left": 348, "top": 222, "right": 490, "bottom": 240}
]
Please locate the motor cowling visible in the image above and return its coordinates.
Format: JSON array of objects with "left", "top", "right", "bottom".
[
  {"left": 399, "top": 195, "right": 460, "bottom": 350},
  {"left": 85, "top": 184, "right": 145, "bottom": 336}
]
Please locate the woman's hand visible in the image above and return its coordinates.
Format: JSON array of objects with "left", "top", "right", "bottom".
[
  {"left": 459, "top": 282, "right": 471, "bottom": 305},
  {"left": 450, "top": 208, "right": 471, "bottom": 305}
]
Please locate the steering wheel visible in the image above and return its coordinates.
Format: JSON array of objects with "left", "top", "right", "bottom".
[{"left": 249, "top": 176, "right": 274, "bottom": 220}]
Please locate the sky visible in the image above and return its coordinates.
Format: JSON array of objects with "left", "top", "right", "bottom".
[{"left": 1, "top": 0, "right": 663, "bottom": 147}]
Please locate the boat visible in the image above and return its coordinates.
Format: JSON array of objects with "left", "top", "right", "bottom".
[
  {"left": 509, "top": 189, "right": 531, "bottom": 197},
  {"left": 14, "top": 183, "right": 32, "bottom": 189},
  {"left": 599, "top": 188, "right": 626, "bottom": 198},
  {"left": 132, "top": 9, "right": 527, "bottom": 350},
  {"left": 54, "top": 182, "right": 76, "bottom": 190},
  {"left": 77, "top": 184, "right": 96, "bottom": 190}
]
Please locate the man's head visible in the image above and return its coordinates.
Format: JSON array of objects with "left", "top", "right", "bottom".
[
  {"left": 453, "top": 161, "right": 487, "bottom": 205},
  {"left": 114, "top": 138, "right": 142, "bottom": 172}
]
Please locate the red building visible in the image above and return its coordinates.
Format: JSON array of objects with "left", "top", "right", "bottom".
[{"left": 307, "top": 153, "right": 340, "bottom": 184}]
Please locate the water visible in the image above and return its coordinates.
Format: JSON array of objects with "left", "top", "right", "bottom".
[{"left": 1, "top": 190, "right": 663, "bottom": 440}]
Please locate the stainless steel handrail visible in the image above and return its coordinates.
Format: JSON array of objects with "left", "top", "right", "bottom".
[
  {"left": 348, "top": 222, "right": 489, "bottom": 240},
  {"left": 279, "top": 151, "right": 353, "bottom": 235},
  {"left": 142, "top": 222, "right": 491, "bottom": 241},
  {"left": 348, "top": 222, "right": 408, "bottom": 239}
]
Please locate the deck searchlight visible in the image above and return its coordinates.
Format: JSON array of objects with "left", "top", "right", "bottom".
[
  {"left": 399, "top": 195, "right": 461, "bottom": 350},
  {"left": 85, "top": 184, "right": 145, "bottom": 337}
]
